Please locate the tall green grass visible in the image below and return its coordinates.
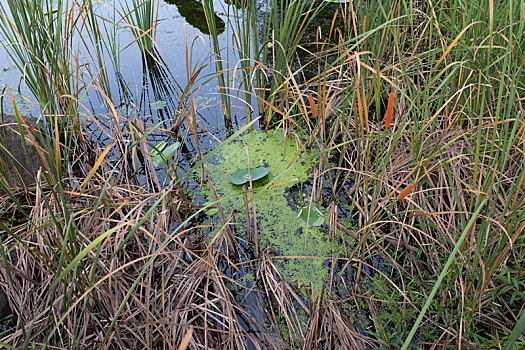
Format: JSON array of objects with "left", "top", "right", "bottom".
[
  {"left": 0, "top": 0, "right": 80, "bottom": 119},
  {"left": 202, "top": 0, "right": 329, "bottom": 129},
  {"left": 122, "top": 0, "right": 158, "bottom": 56},
  {"left": 316, "top": 0, "right": 525, "bottom": 347},
  {"left": 201, "top": 0, "right": 233, "bottom": 127}
]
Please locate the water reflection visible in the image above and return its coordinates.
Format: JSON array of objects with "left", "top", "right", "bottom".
[{"left": 164, "top": 0, "right": 225, "bottom": 35}]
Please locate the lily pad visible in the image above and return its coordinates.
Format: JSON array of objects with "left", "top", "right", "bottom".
[
  {"left": 151, "top": 141, "right": 181, "bottom": 167},
  {"left": 203, "top": 201, "right": 218, "bottom": 215},
  {"left": 230, "top": 167, "right": 269, "bottom": 185},
  {"left": 117, "top": 105, "right": 134, "bottom": 118},
  {"left": 151, "top": 100, "right": 167, "bottom": 110},
  {"left": 297, "top": 205, "right": 325, "bottom": 227}
]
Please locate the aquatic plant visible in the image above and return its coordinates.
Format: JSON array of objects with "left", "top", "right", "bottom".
[
  {"left": 195, "top": 131, "right": 338, "bottom": 299},
  {"left": 150, "top": 140, "right": 180, "bottom": 167},
  {"left": 297, "top": 204, "right": 324, "bottom": 227},
  {"left": 201, "top": 0, "right": 232, "bottom": 127},
  {"left": 229, "top": 167, "right": 269, "bottom": 185},
  {"left": 122, "top": 0, "right": 158, "bottom": 56},
  {"left": 0, "top": 0, "right": 81, "bottom": 120},
  {"left": 201, "top": 0, "right": 329, "bottom": 129}
]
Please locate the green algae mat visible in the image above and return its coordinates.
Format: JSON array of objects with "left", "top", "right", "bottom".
[{"left": 196, "top": 130, "right": 339, "bottom": 294}]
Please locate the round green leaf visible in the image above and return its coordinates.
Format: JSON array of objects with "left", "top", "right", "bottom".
[
  {"left": 297, "top": 205, "right": 325, "bottom": 227},
  {"left": 205, "top": 208, "right": 218, "bottom": 215},
  {"left": 203, "top": 201, "right": 218, "bottom": 215},
  {"left": 230, "top": 167, "right": 269, "bottom": 185},
  {"left": 151, "top": 100, "right": 167, "bottom": 110}
]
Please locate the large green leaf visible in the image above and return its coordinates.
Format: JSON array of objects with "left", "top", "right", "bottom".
[{"left": 230, "top": 167, "right": 269, "bottom": 185}]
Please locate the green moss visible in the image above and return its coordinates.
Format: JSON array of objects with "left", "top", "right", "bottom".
[
  {"left": 243, "top": 272, "right": 254, "bottom": 283},
  {"left": 198, "top": 131, "right": 339, "bottom": 296}
]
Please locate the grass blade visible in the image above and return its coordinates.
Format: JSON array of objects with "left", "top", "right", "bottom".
[{"left": 401, "top": 198, "right": 488, "bottom": 349}]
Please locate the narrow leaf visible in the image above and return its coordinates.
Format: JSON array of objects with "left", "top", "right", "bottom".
[
  {"left": 80, "top": 142, "right": 114, "bottom": 191},
  {"left": 178, "top": 326, "right": 193, "bottom": 350},
  {"left": 269, "top": 178, "right": 299, "bottom": 188},
  {"left": 504, "top": 307, "right": 525, "bottom": 350},
  {"left": 401, "top": 199, "right": 488, "bottom": 349},
  {"left": 384, "top": 92, "right": 394, "bottom": 128}
]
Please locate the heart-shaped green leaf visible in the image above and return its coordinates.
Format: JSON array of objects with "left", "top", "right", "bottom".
[
  {"left": 151, "top": 141, "right": 181, "bottom": 167},
  {"left": 297, "top": 205, "right": 325, "bottom": 227},
  {"left": 230, "top": 167, "right": 269, "bottom": 185}
]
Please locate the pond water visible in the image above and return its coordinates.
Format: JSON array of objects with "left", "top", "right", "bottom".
[{"left": 0, "top": 0, "right": 252, "bottom": 140}]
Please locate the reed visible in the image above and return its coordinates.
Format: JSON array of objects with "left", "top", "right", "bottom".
[
  {"left": 0, "top": 0, "right": 523, "bottom": 348},
  {"left": 309, "top": 0, "right": 525, "bottom": 347},
  {"left": 201, "top": 0, "right": 233, "bottom": 127},
  {"left": 0, "top": 0, "right": 80, "bottom": 120},
  {"left": 122, "top": 0, "right": 158, "bottom": 56}
]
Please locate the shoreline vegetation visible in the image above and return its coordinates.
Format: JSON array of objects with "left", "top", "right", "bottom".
[{"left": 0, "top": 0, "right": 524, "bottom": 348}]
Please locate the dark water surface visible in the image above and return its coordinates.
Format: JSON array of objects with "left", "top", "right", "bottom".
[{"left": 0, "top": 0, "right": 250, "bottom": 139}]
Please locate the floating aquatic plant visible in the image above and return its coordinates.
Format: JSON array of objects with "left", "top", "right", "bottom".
[
  {"left": 297, "top": 204, "right": 325, "bottom": 227},
  {"left": 151, "top": 100, "right": 167, "bottom": 110},
  {"left": 203, "top": 201, "right": 218, "bottom": 215},
  {"left": 151, "top": 141, "right": 180, "bottom": 167},
  {"left": 230, "top": 167, "right": 269, "bottom": 185}
]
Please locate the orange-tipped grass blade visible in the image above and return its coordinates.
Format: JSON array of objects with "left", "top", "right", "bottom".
[
  {"left": 269, "top": 178, "right": 299, "bottom": 188},
  {"left": 384, "top": 92, "right": 394, "bottom": 128},
  {"left": 398, "top": 183, "right": 416, "bottom": 200},
  {"left": 80, "top": 141, "right": 115, "bottom": 191}
]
